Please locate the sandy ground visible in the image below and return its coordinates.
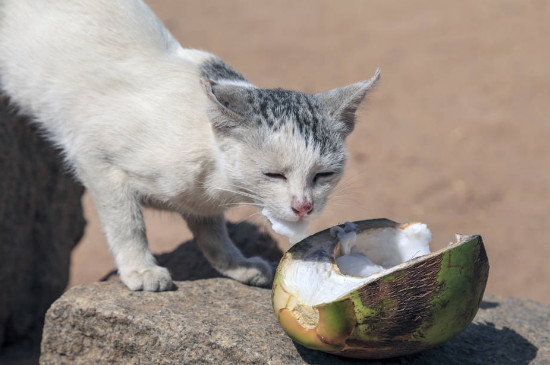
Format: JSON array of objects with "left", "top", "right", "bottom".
[{"left": 69, "top": 0, "right": 550, "bottom": 304}]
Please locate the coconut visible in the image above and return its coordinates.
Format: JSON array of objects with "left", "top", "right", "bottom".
[{"left": 272, "top": 219, "right": 489, "bottom": 359}]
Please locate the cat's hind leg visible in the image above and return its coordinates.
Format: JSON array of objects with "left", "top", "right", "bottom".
[
  {"left": 86, "top": 175, "right": 173, "bottom": 291},
  {"left": 185, "top": 215, "right": 273, "bottom": 287}
]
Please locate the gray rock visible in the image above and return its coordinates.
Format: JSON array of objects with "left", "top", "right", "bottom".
[
  {"left": 0, "top": 95, "right": 86, "bottom": 349},
  {"left": 41, "top": 261, "right": 549, "bottom": 364}
]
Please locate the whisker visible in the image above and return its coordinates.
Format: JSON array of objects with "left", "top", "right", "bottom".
[
  {"left": 221, "top": 202, "right": 266, "bottom": 208},
  {"left": 326, "top": 202, "right": 375, "bottom": 214},
  {"left": 230, "top": 183, "right": 262, "bottom": 196},
  {"left": 408, "top": 250, "right": 422, "bottom": 261},
  {"left": 208, "top": 186, "right": 260, "bottom": 201},
  {"left": 327, "top": 195, "right": 361, "bottom": 200},
  {"left": 332, "top": 186, "right": 362, "bottom": 195},
  {"left": 228, "top": 184, "right": 264, "bottom": 200},
  {"left": 234, "top": 211, "right": 264, "bottom": 226},
  {"left": 334, "top": 175, "right": 366, "bottom": 188},
  {"left": 332, "top": 182, "right": 363, "bottom": 194}
]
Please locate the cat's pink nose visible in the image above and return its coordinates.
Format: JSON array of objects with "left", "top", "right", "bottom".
[{"left": 291, "top": 197, "right": 314, "bottom": 217}]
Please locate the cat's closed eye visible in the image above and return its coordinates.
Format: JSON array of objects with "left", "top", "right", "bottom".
[
  {"left": 264, "top": 172, "right": 287, "bottom": 181},
  {"left": 313, "top": 172, "right": 335, "bottom": 183}
]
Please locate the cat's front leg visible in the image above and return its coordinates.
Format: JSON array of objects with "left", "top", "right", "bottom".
[
  {"left": 87, "top": 184, "right": 173, "bottom": 291},
  {"left": 185, "top": 215, "right": 274, "bottom": 287}
]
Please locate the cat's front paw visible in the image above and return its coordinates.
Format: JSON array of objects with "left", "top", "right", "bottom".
[
  {"left": 225, "top": 256, "right": 274, "bottom": 288},
  {"left": 119, "top": 265, "right": 173, "bottom": 292}
]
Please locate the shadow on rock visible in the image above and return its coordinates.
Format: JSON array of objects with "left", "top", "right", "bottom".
[
  {"left": 294, "top": 322, "right": 538, "bottom": 365},
  {"left": 479, "top": 300, "right": 499, "bottom": 310},
  {"left": 102, "top": 221, "right": 283, "bottom": 283}
]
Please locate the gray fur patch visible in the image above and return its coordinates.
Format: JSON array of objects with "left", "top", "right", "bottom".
[
  {"left": 244, "top": 88, "right": 339, "bottom": 153},
  {"left": 201, "top": 58, "right": 247, "bottom": 83},
  {"left": 201, "top": 58, "right": 342, "bottom": 154}
]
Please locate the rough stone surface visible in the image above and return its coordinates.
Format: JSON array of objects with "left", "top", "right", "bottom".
[
  {"left": 0, "top": 95, "right": 86, "bottom": 349},
  {"left": 40, "top": 283, "right": 550, "bottom": 365},
  {"left": 41, "top": 222, "right": 549, "bottom": 365}
]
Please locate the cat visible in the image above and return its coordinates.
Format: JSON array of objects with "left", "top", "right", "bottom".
[{"left": 0, "top": 0, "right": 380, "bottom": 291}]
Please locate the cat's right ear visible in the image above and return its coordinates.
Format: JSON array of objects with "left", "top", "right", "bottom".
[{"left": 200, "top": 78, "right": 249, "bottom": 133}]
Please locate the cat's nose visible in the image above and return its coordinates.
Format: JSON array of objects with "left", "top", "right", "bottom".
[{"left": 291, "top": 197, "right": 314, "bottom": 217}]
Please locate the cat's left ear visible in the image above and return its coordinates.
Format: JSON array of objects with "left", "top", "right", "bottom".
[
  {"left": 200, "top": 78, "right": 250, "bottom": 133},
  {"left": 315, "top": 68, "right": 380, "bottom": 137}
]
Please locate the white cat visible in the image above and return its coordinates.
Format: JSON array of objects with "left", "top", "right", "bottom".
[{"left": 0, "top": 0, "right": 380, "bottom": 291}]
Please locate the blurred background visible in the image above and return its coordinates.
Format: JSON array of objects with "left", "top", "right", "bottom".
[{"left": 70, "top": 0, "right": 550, "bottom": 304}]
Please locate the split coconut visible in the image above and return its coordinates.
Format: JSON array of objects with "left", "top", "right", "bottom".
[{"left": 272, "top": 219, "right": 489, "bottom": 359}]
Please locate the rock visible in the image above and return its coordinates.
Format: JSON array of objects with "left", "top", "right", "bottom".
[
  {"left": 0, "top": 95, "right": 86, "bottom": 349},
  {"left": 41, "top": 229, "right": 549, "bottom": 365},
  {"left": 40, "top": 283, "right": 549, "bottom": 365}
]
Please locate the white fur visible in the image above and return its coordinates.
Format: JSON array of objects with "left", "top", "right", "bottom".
[
  {"left": 0, "top": 0, "right": 374, "bottom": 291},
  {"left": 261, "top": 208, "right": 309, "bottom": 244},
  {"left": 0, "top": 0, "right": 273, "bottom": 290}
]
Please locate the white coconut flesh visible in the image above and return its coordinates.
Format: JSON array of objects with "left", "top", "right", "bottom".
[{"left": 281, "top": 223, "right": 436, "bottom": 307}]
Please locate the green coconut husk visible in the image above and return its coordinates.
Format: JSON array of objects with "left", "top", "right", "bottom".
[{"left": 272, "top": 219, "right": 489, "bottom": 359}]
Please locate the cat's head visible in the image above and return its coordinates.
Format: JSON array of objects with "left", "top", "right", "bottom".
[{"left": 202, "top": 69, "right": 380, "bottom": 225}]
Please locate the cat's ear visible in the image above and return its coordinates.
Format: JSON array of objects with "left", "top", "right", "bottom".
[
  {"left": 201, "top": 78, "right": 250, "bottom": 132},
  {"left": 315, "top": 68, "right": 380, "bottom": 137}
]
